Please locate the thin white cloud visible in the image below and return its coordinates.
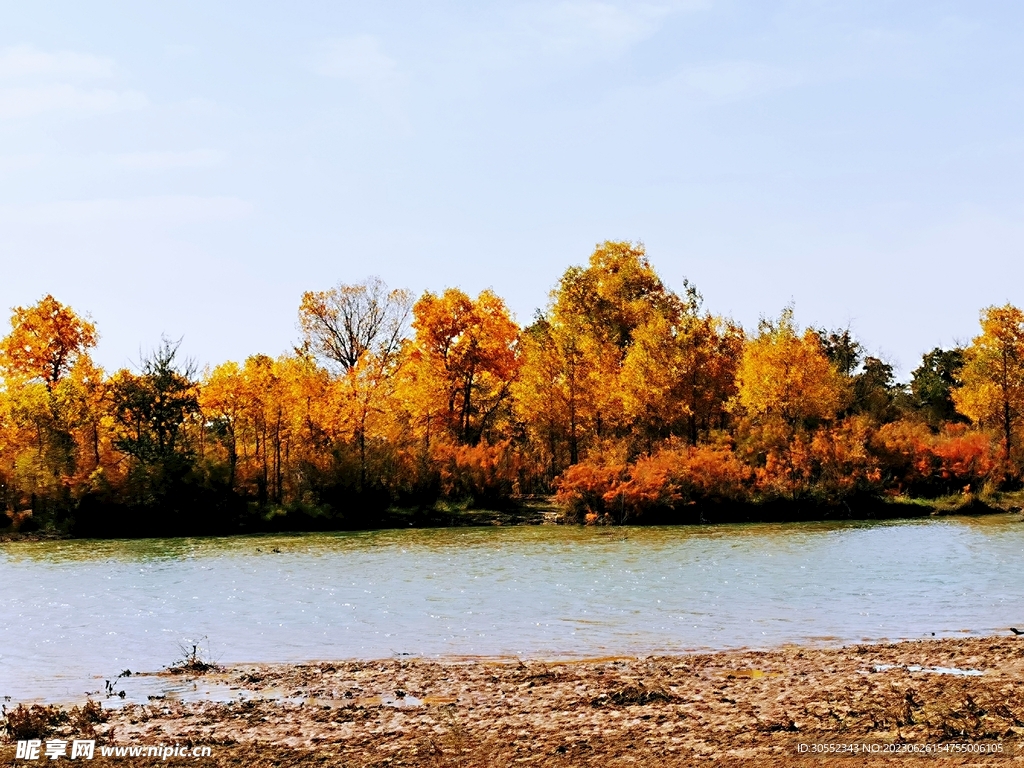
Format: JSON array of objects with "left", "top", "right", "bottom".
[
  {"left": 675, "top": 61, "right": 805, "bottom": 101},
  {"left": 0, "top": 44, "right": 114, "bottom": 79},
  {"left": 311, "top": 35, "right": 401, "bottom": 95},
  {"left": 514, "top": 1, "right": 708, "bottom": 57},
  {"left": 0, "top": 196, "right": 252, "bottom": 227},
  {"left": 113, "top": 149, "right": 225, "bottom": 171},
  {"left": 0, "top": 85, "right": 147, "bottom": 120},
  {"left": 521, "top": 2, "right": 662, "bottom": 54},
  {"left": 0, "top": 153, "right": 47, "bottom": 174},
  {"left": 164, "top": 43, "right": 196, "bottom": 58}
]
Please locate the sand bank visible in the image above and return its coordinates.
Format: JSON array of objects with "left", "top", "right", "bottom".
[{"left": 4, "top": 636, "right": 1024, "bottom": 766}]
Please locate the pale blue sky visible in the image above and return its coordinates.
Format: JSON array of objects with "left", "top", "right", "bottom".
[{"left": 1, "top": 1, "right": 1022, "bottom": 376}]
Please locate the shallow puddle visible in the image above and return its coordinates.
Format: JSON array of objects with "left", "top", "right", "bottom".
[{"left": 863, "top": 663, "right": 984, "bottom": 676}]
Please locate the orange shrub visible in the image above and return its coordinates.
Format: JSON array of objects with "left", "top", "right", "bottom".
[
  {"left": 931, "top": 426, "right": 996, "bottom": 490},
  {"left": 609, "top": 445, "right": 751, "bottom": 516},
  {"left": 555, "top": 445, "right": 751, "bottom": 521},
  {"left": 679, "top": 445, "right": 753, "bottom": 501},
  {"left": 809, "top": 417, "right": 883, "bottom": 500},
  {"left": 872, "top": 420, "right": 933, "bottom": 491},
  {"left": 754, "top": 432, "right": 814, "bottom": 501},
  {"left": 754, "top": 418, "right": 883, "bottom": 502},
  {"left": 603, "top": 451, "right": 681, "bottom": 515},
  {"left": 873, "top": 421, "right": 997, "bottom": 496},
  {"left": 553, "top": 461, "right": 626, "bottom": 521}
]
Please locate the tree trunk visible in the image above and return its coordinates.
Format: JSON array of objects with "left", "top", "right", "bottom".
[
  {"left": 1003, "top": 348, "right": 1013, "bottom": 479},
  {"left": 274, "top": 408, "right": 283, "bottom": 505},
  {"left": 358, "top": 414, "right": 367, "bottom": 493},
  {"left": 568, "top": 391, "right": 578, "bottom": 465},
  {"left": 227, "top": 427, "right": 237, "bottom": 489}
]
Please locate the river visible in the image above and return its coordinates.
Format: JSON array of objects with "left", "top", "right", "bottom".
[{"left": 2, "top": 515, "right": 1022, "bottom": 703}]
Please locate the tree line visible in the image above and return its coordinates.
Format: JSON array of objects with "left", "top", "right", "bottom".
[{"left": 1, "top": 241, "right": 1022, "bottom": 535}]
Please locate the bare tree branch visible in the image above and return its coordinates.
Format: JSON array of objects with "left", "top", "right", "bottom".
[{"left": 298, "top": 277, "right": 412, "bottom": 371}]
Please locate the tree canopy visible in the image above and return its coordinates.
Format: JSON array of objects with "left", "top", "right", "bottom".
[{"left": 0, "top": 250, "right": 1019, "bottom": 535}]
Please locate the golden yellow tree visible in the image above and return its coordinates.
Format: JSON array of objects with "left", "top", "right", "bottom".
[
  {"left": 522, "top": 241, "right": 680, "bottom": 467},
  {"left": 238, "top": 355, "right": 286, "bottom": 505},
  {"left": 54, "top": 355, "right": 111, "bottom": 483},
  {"left": 953, "top": 304, "right": 1024, "bottom": 470},
  {"left": 0, "top": 381, "right": 64, "bottom": 511},
  {"left": 620, "top": 305, "right": 743, "bottom": 446},
  {"left": 731, "top": 309, "right": 850, "bottom": 500},
  {"left": 201, "top": 361, "right": 248, "bottom": 488},
  {"left": 735, "top": 309, "right": 847, "bottom": 426},
  {"left": 553, "top": 241, "right": 678, "bottom": 350},
  {"left": 515, "top": 316, "right": 613, "bottom": 471}
]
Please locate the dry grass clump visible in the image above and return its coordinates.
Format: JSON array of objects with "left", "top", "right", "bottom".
[
  {"left": 592, "top": 680, "right": 676, "bottom": 707},
  {"left": 1, "top": 703, "right": 69, "bottom": 741},
  {"left": 1, "top": 700, "right": 108, "bottom": 743},
  {"left": 914, "top": 683, "right": 1024, "bottom": 741},
  {"left": 70, "top": 700, "right": 107, "bottom": 739},
  {"left": 797, "top": 674, "right": 1024, "bottom": 744},
  {"left": 165, "top": 642, "right": 218, "bottom": 675}
]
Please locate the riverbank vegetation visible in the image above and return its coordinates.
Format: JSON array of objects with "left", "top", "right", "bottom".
[{"left": 2, "top": 242, "right": 1024, "bottom": 536}]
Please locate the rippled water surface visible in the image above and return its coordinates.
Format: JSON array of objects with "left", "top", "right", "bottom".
[{"left": 3, "top": 515, "right": 1023, "bottom": 702}]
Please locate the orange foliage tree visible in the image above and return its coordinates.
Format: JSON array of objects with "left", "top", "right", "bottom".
[
  {"left": 0, "top": 296, "right": 100, "bottom": 516},
  {"left": 406, "top": 288, "right": 520, "bottom": 447},
  {"left": 0, "top": 294, "right": 97, "bottom": 391},
  {"left": 953, "top": 304, "right": 1024, "bottom": 475}
]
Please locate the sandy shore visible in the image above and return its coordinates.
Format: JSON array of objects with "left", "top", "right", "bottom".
[{"left": 4, "top": 636, "right": 1024, "bottom": 766}]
